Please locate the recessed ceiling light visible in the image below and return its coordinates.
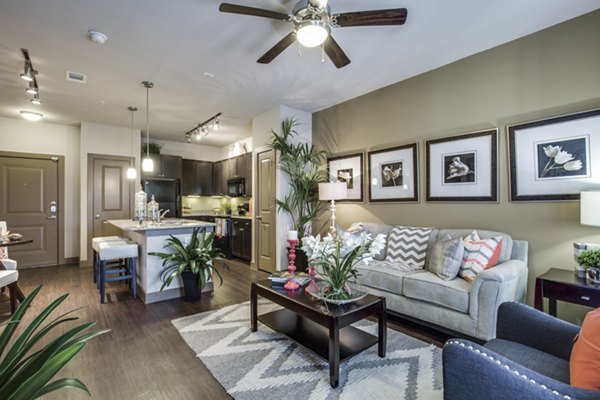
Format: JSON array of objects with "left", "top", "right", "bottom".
[
  {"left": 20, "top": 111, "right": 43, "bottom": 121},
  {"left": 88, "top": 30, "right": 107, "bottom": 44},
  {"left": 203, "top": 72, "right": 215, "bottom": 78}
]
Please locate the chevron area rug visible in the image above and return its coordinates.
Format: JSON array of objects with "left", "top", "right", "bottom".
[{"left": 172, "top": 301, "right": 442, "bottom": 400}]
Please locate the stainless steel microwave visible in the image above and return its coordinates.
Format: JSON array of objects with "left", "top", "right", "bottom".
[{"left": 227, "top": 177, "right": 245, "bottom": 197}]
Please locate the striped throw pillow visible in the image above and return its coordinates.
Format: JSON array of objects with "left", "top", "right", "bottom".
[
  {"left": 459, "top": 232, "right": 503, "bottom": 283},
  {"left": 386, "top": 226, "right": 433, "bottom": 270}
]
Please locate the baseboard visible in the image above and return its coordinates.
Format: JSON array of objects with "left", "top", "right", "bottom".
[{"left": 140, "top": 281, "right": 214, "bottom": 304}]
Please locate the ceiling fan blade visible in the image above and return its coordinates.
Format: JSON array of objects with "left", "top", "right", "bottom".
[
  {"left": 333, "top": 8, "right": 407, "bottom": 27},
  {"left": 219, "top": 3, "right": 289, "bottom": 21},
  {"left": 323, "top": 36, "right": 350, "bottom": 69},
  {"left": 257, "top": 33, "right": 297, "bottom": 64}
]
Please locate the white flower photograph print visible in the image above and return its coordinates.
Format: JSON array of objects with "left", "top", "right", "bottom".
[
  {"left": 327, "top": 153, "right": 363, "bottom": 202},
  {"left": 368, "top": 143, "right": 418, "bottom": 203},
  {"left": 443, "top": 152, "right": 477, "bottom": 184},
  {"left": 509, "top": 109, "right": 600, "bottom": 201}
]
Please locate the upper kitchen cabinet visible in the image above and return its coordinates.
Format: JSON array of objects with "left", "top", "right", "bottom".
[
  {"left": 213, "top": 160, "right": 227, "bottom": 196},
  {"left": 182, "top": 159, "right": 214, "bottom": 196},
  {"left": 237, "top": 153, "right": 252, "bottom": 196},
  {"left": 142, "top": 154, "right": 182, "bottom": 179}
]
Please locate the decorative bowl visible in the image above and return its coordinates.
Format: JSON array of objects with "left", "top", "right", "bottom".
[
  {"left": 8, "top": 233, "right": 22, "bottom": 241},
  {"left": 306, "top": 281, "right": 368, "bottom": 305}
]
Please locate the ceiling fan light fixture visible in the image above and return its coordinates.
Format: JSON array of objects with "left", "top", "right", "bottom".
[{"left": 296, "top": 20, "right": 329, "bottom": 48}]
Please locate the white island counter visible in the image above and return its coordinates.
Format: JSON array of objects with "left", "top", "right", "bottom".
[{"left": 107, "top": 219, "right": 216, "bottom": 304}]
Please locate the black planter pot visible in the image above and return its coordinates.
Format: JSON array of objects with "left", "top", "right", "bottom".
[
  {"left": 181, "top": 270, "right": 201, "bottom": 302},
  {"left": 289, "top": 246, "right": 308, "bottom": 273}
]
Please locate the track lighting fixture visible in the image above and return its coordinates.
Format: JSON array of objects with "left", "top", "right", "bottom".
[
  {"left": 182, "top": 112, "right": 222, "bottom": 143},
  {"left": 20, "top": 49, "right": 42, "bottom": 104},
  {"left": 20, "top": 62, "right": 33, "bottom": 81},
  {"left": 26, "top": 81, "right": 38, "bottom": 95}
]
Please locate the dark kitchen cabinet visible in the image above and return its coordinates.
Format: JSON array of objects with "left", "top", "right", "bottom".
[
  {"left": 182, "top": 159, "right": 214, "bottom": 195},
  {"left": 142, "top": 154, "right": 182, "bottom": 179},
  {"left": 231, "top": 217, "right": 251, "bottom": 262},
  {"left": 213, "top": 160, "right": 224, "bottom": 196}
]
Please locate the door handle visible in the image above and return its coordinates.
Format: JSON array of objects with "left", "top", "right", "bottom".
[
  {"left": 95, "top": 214, "right": 100, "bottom": 219},
  {"left": 255, "top": 215, "right": 262, "bottom": 220},
  {"left": 47, "top": 216, "right": 57, "bottom": 220}
]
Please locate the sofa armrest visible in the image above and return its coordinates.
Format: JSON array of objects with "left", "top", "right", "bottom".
[
  {"left": 470, "top": 260, "right": 528, "bottom": 340},
  {"left": 443, "top": 339, "right": 600, "bottom": 400},
  {"left": 496, "top": 302, "right": 580, "bottom": 361}
]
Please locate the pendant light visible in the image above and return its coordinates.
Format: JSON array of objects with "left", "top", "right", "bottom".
[
  {"left": 127, "top": 106, "right": 138, "bottom": 179},
  {"left": 141, "top": 81, "right": 154, "bottom": 172}
]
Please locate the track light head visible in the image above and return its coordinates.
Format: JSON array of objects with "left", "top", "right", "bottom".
[
  {"left": 20, "top": 63, "right": 33, "bottom": 81},
  {"left": 30, "top": 94, "right": 42, "bottom": 105},
  {"left": 26, "top": 81, "right": 38, "bottom": 95}
]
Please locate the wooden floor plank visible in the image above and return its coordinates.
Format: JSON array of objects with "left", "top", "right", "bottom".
[{"left": 0, "top": 260, "right": 449, "bottom": 399}]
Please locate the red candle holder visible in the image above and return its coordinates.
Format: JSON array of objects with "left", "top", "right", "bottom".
[
  {"left": 284, "top": 239, "right": 299, "bottom": 290},
  {"left": 305, "top": 264, "right": 317, "bottom": 293}
]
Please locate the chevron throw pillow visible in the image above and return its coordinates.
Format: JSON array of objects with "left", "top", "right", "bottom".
[
  {"left": 385, "top": 226, "right": 433, "bottom": 269},
  {"left": 459, "top": 232, "right": 503, "bottom": 283}
]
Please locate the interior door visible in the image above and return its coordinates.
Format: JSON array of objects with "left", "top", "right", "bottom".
[
  {"left": 91, "top": 156, "right": 132, "bottom": 259},
  {"left": 0, "top": 155, "right": 59, "bottom": 267},
  {"left": 256, "top": 149, "right": 276, "bottom": 273}
]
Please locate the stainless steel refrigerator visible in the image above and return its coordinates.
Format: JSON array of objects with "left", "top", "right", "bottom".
[{"left": 143, "top": 179, "right": 181, "bottom": 218}]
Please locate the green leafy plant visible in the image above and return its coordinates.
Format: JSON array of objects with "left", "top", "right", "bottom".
[
  {"left": 0, "top": 285, "right": 108, "bottom": 399},
  {"left": 268, "top": 118, "right": 329, "bottom": 239},
  {"left": 578, "top": 249, "right": 600, "bottom": 268},
  {"left": 149, "top": 228, "right": 227, "bottom": 291},
  {"left": 222, "top": 203, "right": 232, "bottom": 215},
  {"left": 141, "top": 142, "right": 161, "bottom": 156}
]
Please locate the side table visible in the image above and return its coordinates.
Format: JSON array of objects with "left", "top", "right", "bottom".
[{"left": 534, "top": 268, "right": 600, "bottom": 316}]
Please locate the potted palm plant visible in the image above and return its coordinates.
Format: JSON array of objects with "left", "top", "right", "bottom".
[
  {"left": 269, "top": 118, "right": 329, "bottom": 271},
  {"left": 0, "top": 285, "right": 108, "bottom": 399},
  {"left": 149, "top": 228, "right": 226, "bottom": 301}
]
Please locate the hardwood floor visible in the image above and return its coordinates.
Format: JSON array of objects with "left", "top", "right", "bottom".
[{"left": 0, "top": 261, "right": 450, "bottom": 399}]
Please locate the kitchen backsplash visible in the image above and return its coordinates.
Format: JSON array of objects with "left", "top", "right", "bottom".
[{"left": 182, "top": 195, "right": 250, "bottom": 215}]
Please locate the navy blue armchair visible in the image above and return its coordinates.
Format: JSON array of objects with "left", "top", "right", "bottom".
[{"left": 443, "top": 302, "right": 600, "bottom": 400}]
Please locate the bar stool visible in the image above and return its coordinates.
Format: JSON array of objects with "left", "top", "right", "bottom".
[
  {"left": 92, "top": 236, "right": 125, "bottom": 284},
  {"left": 0, "top": 270, "right": 19, "bottom": 314},
  {"left": 97, "top": 241, "right": 138, "bottom": 304}
]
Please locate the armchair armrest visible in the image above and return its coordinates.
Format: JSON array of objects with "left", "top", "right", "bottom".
[
  {"left": 443, "top": 339, "right": 600, "bottom": 400},
  {"left": 470, "top": 259, "right": 528, "bottom": 340},
  {"left": 496, "top": 302, "right": 580, "bottom": 361}
]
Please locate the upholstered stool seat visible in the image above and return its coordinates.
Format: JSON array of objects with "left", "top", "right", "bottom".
[
  {"left": 97, "top": 241, "right": 138, "bottom": 303},
  {"left": 92, "top": 236, "right": 127, "bottom": 284},
  {"left": 0, "top": 270, "right": 19, "bottom": 313},
  {"left": 1, "top": 259, "right": 17, "bottom": 270}
]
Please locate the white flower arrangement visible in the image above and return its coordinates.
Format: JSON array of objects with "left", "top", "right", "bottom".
[
  {"left": 301, "top": 231, "right": 386, "bottom": 300},
  {"left": 541, "top": 145, "right": 583, "bottom": 177}
]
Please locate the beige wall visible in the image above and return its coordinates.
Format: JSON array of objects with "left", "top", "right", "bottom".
[
  {"left": 0, "top": 117, "right": 80, "bottom": 259},
  {"left": 313, "top": 11, "right": 600, "bottom": 324}
]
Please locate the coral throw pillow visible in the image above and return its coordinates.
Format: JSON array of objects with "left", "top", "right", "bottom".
[
  {"left": 570, "top": 308, "right": 600, "bottom": 390},
  {"left": 459, "top": 231, "right": 503, "bottom": 283}
]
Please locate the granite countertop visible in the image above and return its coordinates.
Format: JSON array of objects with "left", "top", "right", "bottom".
[
  {"left": 183, "top": 213, "right": 253, "bottom": 220},
  {"left": 107, "top": 219, "right": 216, "bottom": 231}
]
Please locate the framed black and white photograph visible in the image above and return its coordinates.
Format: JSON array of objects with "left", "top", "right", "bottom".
[
  {"left": 327, "top": 152, "right": 363, "bottom": 202},
  {"left": 426, "top": 129, "right": 498, "bottom": 202},
  {"left": 368, "top": 143, "right": 418, "bottom": 202},
  {"left": 508, "top": 109, "right": 600, "bottom": 201}
]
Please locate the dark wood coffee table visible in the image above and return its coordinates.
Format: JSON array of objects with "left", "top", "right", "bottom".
[{"left": 250, "top": 279, "right": 386, "bottom": 388}]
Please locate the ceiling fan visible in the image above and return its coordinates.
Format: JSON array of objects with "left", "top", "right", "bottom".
[{"left": 218, "top": 0, "right": 407, "bottom": 68}]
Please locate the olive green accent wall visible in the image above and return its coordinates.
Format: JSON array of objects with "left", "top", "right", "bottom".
[{"left": 313, "top": 10, "right": 600, "bottom": 324}]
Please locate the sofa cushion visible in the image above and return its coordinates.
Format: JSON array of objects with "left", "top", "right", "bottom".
[
  {"left": 438, "top": 229, "right": 513, "bottom": 264},
  {"left": 359, "top": 222, "right": 393, "bottom": 261},
  {"left": 428, "top": 237, "right": 464, "bottom": 281},
  {"left": 386, "top": 226, "right": 433, "bottom": 269},
  {"left": 355, "top": 260, "right": 414, "bottom": 294},
  {"left": 459, "top": 234, "right": 503, "bottom": 283},
  {"left": 570, "top": 307, "right": 600, "bottom": 390},
  {"left": 485, "top": 339, "right": 570, "bottom": 384},
  {"left": 403, "top": 272, "right": 470, "bottom": 313}
]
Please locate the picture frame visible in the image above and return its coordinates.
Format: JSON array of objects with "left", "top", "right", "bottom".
[
  {"left": 327, "top": 152, "right": 364, "bottom": 202},
  {"left": 508, "top": 109, "right": 600, "bottom": 201},
  {"left": 426, "top": 129, "right": 498, "bottom": 202},
  {"left": 367, "top": 143, "right": 419, "bottom": 202}
]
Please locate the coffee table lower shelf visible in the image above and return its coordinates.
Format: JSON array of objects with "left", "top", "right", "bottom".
[{"left": 259, "top": 308, "right": 378, "bottom": 362}]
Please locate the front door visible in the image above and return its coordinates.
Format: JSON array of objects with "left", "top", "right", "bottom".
[
  {"left": 89, "top": 156, "right": 133, "bottom": 262},
  {"left": 0, "top": 155, "right": 59, "bottom": 267},
  {"left": 256, "top": 149, "right": 276, "bottom": 273}
]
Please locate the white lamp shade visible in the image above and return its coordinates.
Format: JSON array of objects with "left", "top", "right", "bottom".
[
  {"left": 126, "top": 167, "right": 137, "bottom": 180},
  {"left": 319, "top": 182, "right": 347, "bottom": 201},
  {"left": 581, "top": 191, "right": 600, "bottom": 227},
  {"left": 142, "top": 157, "right": 154, "bottom": 172}
]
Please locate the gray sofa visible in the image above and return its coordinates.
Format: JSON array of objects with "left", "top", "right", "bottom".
[{"left": 353, "top": 223, "right": 529, "bottom": 341}]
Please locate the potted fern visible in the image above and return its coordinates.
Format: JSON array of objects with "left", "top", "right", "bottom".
[
  {"left": 0, "top": 285, "right": 108, "bottom": 399},
  {"left": 149, "top": 228, "right": 227, "bottom": 301},
  {"left": 269, "top": 118, "right": 329, "bottom": 271}
]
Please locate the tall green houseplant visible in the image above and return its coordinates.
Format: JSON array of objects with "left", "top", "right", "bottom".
[{"left": 269, "top": 118, "right": 328, "bottom": 240}]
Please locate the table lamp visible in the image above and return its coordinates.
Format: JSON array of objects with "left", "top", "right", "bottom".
[
  {"left": 581, "top": 191, "right": 600, "bottom": 227},
  {"left": 319, "top": 182, "right": 347, "bottom": 237}
]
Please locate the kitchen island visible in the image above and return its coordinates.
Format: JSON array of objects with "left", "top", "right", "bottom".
[{"left": 107, "top": 219, "right": 216, "bottom": 304}]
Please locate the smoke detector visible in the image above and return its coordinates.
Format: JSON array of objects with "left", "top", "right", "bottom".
[{"left": 88, "top": 30, "right": 107, "bottom": 44}]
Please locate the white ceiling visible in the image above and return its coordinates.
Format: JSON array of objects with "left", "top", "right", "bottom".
[{"left": 0, "top": 0, "right": 599, "bottom": 146}]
